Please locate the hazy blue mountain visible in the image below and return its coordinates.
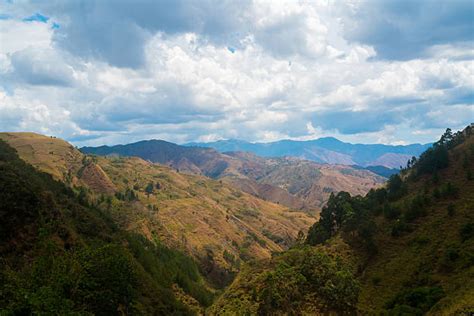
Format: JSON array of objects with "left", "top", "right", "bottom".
[
  {"left": 351, "top": 165, "right": 400, "bottom": 178},
  {"left": 185, "top": 138, "right": 432, "bottom": 168}
]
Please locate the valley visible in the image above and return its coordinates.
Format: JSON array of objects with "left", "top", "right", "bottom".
[
  {"left": 1, "top": 127, "right": 472, "bottom": 315},
  {"left": 2, "top": 2, "right": 472, "bottom": 314},
  {"left": 82, "top": 139, "right": 386, "bottom": 211},
  {"left": 213, "top": 126, "right": 474, "bottom": 314},
  {"left": 0, "top": 132, "right": 314, "bottom": 287}
]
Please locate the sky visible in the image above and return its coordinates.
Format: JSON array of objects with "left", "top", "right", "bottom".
[{"left": 0, "top": 0, "right": 473, "bottom": 146}]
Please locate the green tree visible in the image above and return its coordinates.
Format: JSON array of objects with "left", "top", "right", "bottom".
[{"left": 145, "top": 182, "right": 154, "bottom": 197}]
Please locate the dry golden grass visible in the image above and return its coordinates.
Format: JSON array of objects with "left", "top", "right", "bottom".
[
  {"left": 1, "top": 132, "right": 315, "bottom": 278},
  {"left": 96, "top": 155, "right": 315, "bottom": 271},
  {"left": 0, "top": 132, "right": 83, "bottom": 181}
]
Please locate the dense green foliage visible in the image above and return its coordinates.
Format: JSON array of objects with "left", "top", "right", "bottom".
[
  {"left": 414, "top": 127, "right": 471, "bottom": 176},
  {"left": 301, "top": 127, "right": 474, "bottom": 314},
  {"left": 306, "top": 191, "right": 378, "bottom": 253},
  {"left": 258, "top": 247, "right": 359, "bottom": 314},
  {"left": 385, "top": 286, "right": 445, "bottom": 315},
  {"left": 0, "top": 140, "right": 213, "bottom": 314},
  {"left": 210, "top": 246, "right": 359, "bottom": 315},
  {"left": 306, "top": 128, "right": 472, "bottom": 250}
]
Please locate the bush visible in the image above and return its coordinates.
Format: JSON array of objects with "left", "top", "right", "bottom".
[
  {"left": 385, "top": 286, "right": 445, "bottom": 315},
  {"left": 404, "top": 196, "right": 427, "bottom": 222},
  {"left": 257, "top": 247, "right": 359, "bottom": 314},
  {"left": 440, "top": 182, "right": 459, "bottom": 198},
  {"left": 384, "top": 204, "right": 401, "bottom": 220},
  {"left": 460, "top": 223, "right": 474, "bottom": 242},
  {"left": 306, "top": 222, "right": 331, "bottom": 245},
  {"left": 387, "top": 174, "right": 407, "bottom": 200},
  {"left": 391, "top": 220, "right": 412, "bottom": 237}
]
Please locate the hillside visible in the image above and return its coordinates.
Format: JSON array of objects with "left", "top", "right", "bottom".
[
  {"left": 187, "top": 137, "right": 431, "bottom": 169},
  {"left": 212, "top": 126, "right": 474, "bottom": 315},
  {"left": 81, "top": 140, "right": 385, "bottom": 211},
  {"left": 0, "top": 132, "right": 314, "bottom": 288},
  {"left": 0, "top": 138, "right": 214, "bottom": 314}
]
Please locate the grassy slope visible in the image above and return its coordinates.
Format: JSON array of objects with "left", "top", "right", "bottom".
[
  {"left": 211, "top": 129, "right": 474, "bottom": 315},
  {"left": 82, "top": 141, "right": 385, "bottom": 212},
  {"left": 0, "top": 132, "right": 314, "bottom": 287},
  {"left": 0, "top": 132, "right": 84, "bottom": 181},
  {"left": 356, "top": 134, "right": 474, "bottom": 314},
  {"left": 0, "top": 139, "right": 213, "bottom": 314},
  {"left": 225, "top": 153, "right": 386, "bottom": 211}
]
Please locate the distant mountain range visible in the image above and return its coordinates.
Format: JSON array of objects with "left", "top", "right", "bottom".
[
  {"left": 186, "top": 137, "right": 432, "bottom": 169},
  {"left": 81, "top": 139, "right": 386, "bottom": 211}
]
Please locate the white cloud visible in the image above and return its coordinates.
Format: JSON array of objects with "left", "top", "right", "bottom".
[{"left": 0, "top": 0, "right": 472, "bottom": 146}]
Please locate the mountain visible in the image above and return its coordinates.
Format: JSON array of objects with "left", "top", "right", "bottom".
[
  {"left": 186, "top": 137, "right": 432, "bottom": 169},
  {"left": 0, "top": 132, "right": 314, "bottom": 289},
  {"left": 353, "top": 164, "right": 400, "bottom": 178},
  {"left": 212, "top": 126, "right": 474, "bottom": 314},
  {"left": 0, "top": 137, "right": 214, "bottom": 314},
  {"left": 82, "top": 139, "right": 386, "bottom": 211}
]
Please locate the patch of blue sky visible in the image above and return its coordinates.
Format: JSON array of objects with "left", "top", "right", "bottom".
[{"left": 23, "top": 13, "right": 49, "bottom": 23}]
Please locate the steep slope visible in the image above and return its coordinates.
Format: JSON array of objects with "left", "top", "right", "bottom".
[
  {"left": 0, "top": 139, "right": 214, "bottom": 314},
  {"left": 213, "top": 126, "right": 474, "bottom": 315},
  {"left": 187, "top": 137, "right": 431, "bottom": 168},
  {"left": 81, "top": 140, "right": 385, "bottom": 211},
  {"left": 0, "top": 132, "right": 83, "bottom": 181},
  {"left": 225, "top": 152, "right": 385, "bottom": 210},
  {"left": 1, "top": 132, "right": 314, "bottom": 288}
]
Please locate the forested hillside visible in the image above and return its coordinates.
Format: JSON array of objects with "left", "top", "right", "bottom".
[
  {"left": 0, "top": 139, "right": 214, "bottom": 314},
  {"left": 213, "top": 126, "right": 474, "bottom": 315}
]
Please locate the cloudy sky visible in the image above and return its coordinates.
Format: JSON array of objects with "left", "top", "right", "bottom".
[{"left": 0, "top": 0, "right": 473, "bottom": 146}]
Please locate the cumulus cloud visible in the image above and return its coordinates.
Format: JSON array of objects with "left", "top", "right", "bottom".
[
  {"left": 344, "top": 0, "right": 474, "bottom": 60},
  {"left": 18, "top": 0, "right": 253, "bottom": 68},
  {"left": 9, "top": 48, "right": 75, "bottom": 86},
  {"left": 0, "top": 0, "right": 472, "bottom": 146}
]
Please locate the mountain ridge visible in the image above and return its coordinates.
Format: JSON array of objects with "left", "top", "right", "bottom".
[
  {"left": 186, "top": 137, "right": 432, "bottom": 168},
  {"left": 0, "top": 132, "right": 315, "bottom": 289},
  {"left": 81, "top": 139, "right": 386, "bottom": 211},
  {"left": 212, "top": 126, "right": 474, "bottom": 314}
]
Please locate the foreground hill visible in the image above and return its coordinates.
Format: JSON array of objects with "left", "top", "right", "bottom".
[
  {"left": 82, "top": 139, "right": 385, "bottom": 211},
  {"left": 212, "top": 127, "right": 474, "bottom": 315},
  {"left": 0, "top": 132, "right": 314, "bottom": 288},
  {"left": 187, "top": 137, "right": 431, "bottom": 169},
  {"left": 0, "top": 138, "right": 214, "bottom": 314}
]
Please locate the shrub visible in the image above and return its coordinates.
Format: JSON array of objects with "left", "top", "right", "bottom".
[
  {"left": 384, "top": 204, "right": 401, "bottom": 220},
  {"left": 391, "top": 220, "right": 412, "bottom": 237},
  {"left": 404, "top": 198, "right": 427, "bottom": 222},
  {"left": 306, "top": 222, "right": 331, "bottom": 245},
  {"left": 387, "top": 174, "right": 407, "bottom": 199},
  {"left": 440, "top": 182, "right": 459, "bottom": 198},
  {"left": 257, "top": 247, "right": 359, "bottom": 314},
  {"left": 385, "top": 286, "right": 445, "bottom": 315},
  {"left": 460, "top": 223, "right": 474, "bottom": 242}
]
